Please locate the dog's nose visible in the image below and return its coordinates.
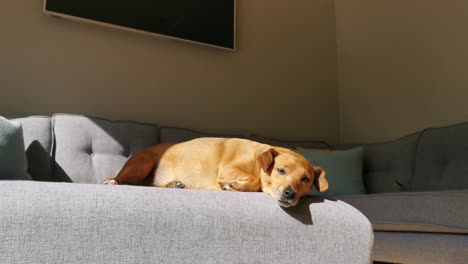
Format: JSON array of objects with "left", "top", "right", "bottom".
[{"left": 282, "top": 188, "right": 296, "bottom": 200}]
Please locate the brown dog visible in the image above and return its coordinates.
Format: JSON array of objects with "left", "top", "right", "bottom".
[{"left": 104, "top": 138, "right": 328, "bottom": 207}]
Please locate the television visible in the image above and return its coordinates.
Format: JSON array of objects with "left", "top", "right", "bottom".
[{"left": 43, "top": 0, "right": 236, "bottom": 50}]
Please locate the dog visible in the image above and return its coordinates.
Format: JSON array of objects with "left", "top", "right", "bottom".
[{"left": 104, "top": 137, "right": 328, "bottom": 207}]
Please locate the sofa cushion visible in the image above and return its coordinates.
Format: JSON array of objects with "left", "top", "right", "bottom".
[
  {"left": 53, "top": 114, "right": 159, "bottom": 184},
  {"left": 160, "top": 126, "right": 245, "bottom": 143},
  {"left": 11, "top": 116, "right": 53, "bottom": 181},
  {"left": 249, "top": 134, "right": 330, "bottom": 149},
  {"left": 0, "top": 181, "right": 374, "bottom": 264},
  {"left": 373, "top": 232, "right": 468, "bottom": 264},
  {"left": 0, "top": 117, "right": 31, "bottom": 180},
  {"left": 296, "top": 147, "right": 365, "bottom": 197},
  {"left": 334, "top": 133, "right": 419, "bottom": 194},
  {"left": 339, "top": 190, "right": 468, "bottom": 234},
  {"left": 412, "top": 122, "right": 468, "bottom": 191}
]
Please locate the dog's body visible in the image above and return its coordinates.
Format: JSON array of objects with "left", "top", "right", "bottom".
[{"left": 104, "top": 138, "right": 328, "bottom": 207}]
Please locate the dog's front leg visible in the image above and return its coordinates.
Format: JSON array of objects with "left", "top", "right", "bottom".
[
  {"left": 218, "top": 166, "right": 261, "bottom": 192},
  {"left": 221, "top": 180, "right": 241, "bottom": 191}
]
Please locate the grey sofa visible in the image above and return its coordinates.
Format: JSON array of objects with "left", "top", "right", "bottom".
[
  {"left": 336, "top": 124, "right": 468, "bottom": 264},
  {"left": 0, "top": 114, "right": 374, "bottom": 264}
]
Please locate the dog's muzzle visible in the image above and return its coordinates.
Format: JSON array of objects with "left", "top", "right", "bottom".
[{"left": 276, "top": 188, "right": 298, "bottom": 207}]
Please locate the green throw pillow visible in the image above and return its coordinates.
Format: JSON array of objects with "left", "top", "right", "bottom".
[
  {"left": 295, "top": 147, "right": 365, "bottom": 197},
  {"left": 0, "top": 116, "right": 31, "bottom": 180}
]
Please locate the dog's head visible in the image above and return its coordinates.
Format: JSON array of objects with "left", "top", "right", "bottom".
[{"left": 257, "top": 147, "right": 328, "bottom": 208}]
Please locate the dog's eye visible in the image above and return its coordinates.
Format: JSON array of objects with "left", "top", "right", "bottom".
[
  {"left": 301, "top": 177, "right": 310, "bottom": 183},
  {"left": 277, "top": 168, "right": 287, "bottom": 175}
]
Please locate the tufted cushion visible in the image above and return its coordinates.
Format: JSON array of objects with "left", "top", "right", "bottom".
[
  {"left": 53, "top": 114, "right": 159, "bottom": 184},
  {"left": 412, "top": 122, "right": 468, "bottom": 191},
  {"left": 160, "top": 126, "right": 246, "bottom": 143},
  {"left": 334, "top": 133, "right": 419, "bottom": 194},
  {"left": 11, "top": 116, "right": 53, "bottom": 181}
]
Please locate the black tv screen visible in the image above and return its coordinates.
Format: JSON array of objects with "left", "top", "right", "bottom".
[{"left": 44, "top": 0, "right": 236, "bottom": 50}]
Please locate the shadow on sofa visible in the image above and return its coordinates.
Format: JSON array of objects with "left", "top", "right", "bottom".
[
  {"left": 25, "top": 140, "right": 73, "bottom": 182},
  {"left": 279, "top": 196, "right": 327, "bottom": 225}
]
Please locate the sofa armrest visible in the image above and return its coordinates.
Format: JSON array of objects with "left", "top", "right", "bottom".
[{"left": 0, "top": 181, "right": 373, "bottom": 264}]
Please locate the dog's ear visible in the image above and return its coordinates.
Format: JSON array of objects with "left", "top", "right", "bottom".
[
  {"left": 313, "top": 166, "right": 328, "bottom": 192},
  {"left": 257, "top": 148, "right": 279, "bottom": 173}
]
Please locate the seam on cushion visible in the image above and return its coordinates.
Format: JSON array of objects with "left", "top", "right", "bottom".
[
  {"left": 48, "top": 116, "right": 55, "bottom": 182},
  {"left": 338, "top": 191, "right": 468, "bottom": 198},
  {"left": 373, "top": 222, "right": 468, "bottom": 229},
  {"left": 372, "top": 222, "right": 468, "bottom": 234},
  {"left": 51, "top": 114, "right": 58, "bottom": 182},
  {"left": 409, "top": 128, "right": 425, "bottom": 192}
]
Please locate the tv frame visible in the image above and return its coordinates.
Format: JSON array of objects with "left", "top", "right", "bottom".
[{"left": 43, "top": 0, "right": 236, "bottom": 51}]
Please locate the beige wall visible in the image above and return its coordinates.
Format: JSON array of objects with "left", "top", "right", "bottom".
[
  {"left": 336, "top": 0, "right": 468, "bottom": 143},
  {"left": 0, "top": 0, "right": 339, "bottom": 143}
]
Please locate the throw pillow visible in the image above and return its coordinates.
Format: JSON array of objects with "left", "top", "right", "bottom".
[
  {"left": 295, "top": 147, "right": 365, "bottom": 197},
  {"left": 0, "top": 116, "right": 31, "bottom": 180}
]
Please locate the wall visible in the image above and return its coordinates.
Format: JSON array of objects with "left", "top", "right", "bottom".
[
  {"left": 0, "top": 0, "right": 339, "bottom": 143},
  {"left": 336, "top": 0, "right": 468, "bottom": 143}
]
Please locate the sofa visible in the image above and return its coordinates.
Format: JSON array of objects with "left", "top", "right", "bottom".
[
  {"left": 0, "top": 114, "right": 374, "bottom": 264},
  {"left": 336, "top": 123, "right": 468, "bottom": 264},
  {"left": 2, "top": 113, "right": 467, "bottom": 264}
]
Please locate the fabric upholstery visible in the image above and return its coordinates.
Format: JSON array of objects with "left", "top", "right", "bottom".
[
  {"left": 334, "top": 133, "right": 420, "bottom": 194},
  {"left": 339, "top": 190, "right": 468, "bottom": 234},
  {"left": 53, "top": 114, "right": 159, "bottom": 184},
  {"left": 412, "top": 122, "right": 468, "bottom": 191},
  {"left": 0, "top": 181, "right": 374, "bottom": 264},
  {"left": 296, "top": 147, "right": 365, "bottom": 197},
  {"left": 0, "top": 116, "right": 31, "bottom": 180},
  {"left": 373, "top": 231, "right": 468, "bottom": 264},
  {"left": 249, "top": 134, "right": 330, "bottom": 149},
  {"left": 159, "top": 126, "right": 246, "bottom": 143},
  {"left": 12, "top": 116, "right": 53, "bottom": 181}
]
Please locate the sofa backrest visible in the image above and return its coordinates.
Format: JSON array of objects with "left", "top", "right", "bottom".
[
  {"left": 12, "top": 116, "right": 54, "bottom": 182},
  {"left": 15, "top": 113, "right": 468, "bottom": 192},
  {"left": 411, "top": 122, "right": 468, "bottom": 191},
  {"left": 337, "top": 121, "right": 468, "bottom": 193},
  {"left": 334, "top": 133, "right": 420, "bottom": 194},
  {"left": 13, "top": 114, "right": 329, "bottom": 185},
  {"left": 53, "top": 114, "right": 159, "bottom": 184}
]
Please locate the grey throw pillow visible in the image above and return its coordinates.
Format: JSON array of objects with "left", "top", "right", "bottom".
[{"left": 0, "top": 116, "right": 31, "bottom": 180}]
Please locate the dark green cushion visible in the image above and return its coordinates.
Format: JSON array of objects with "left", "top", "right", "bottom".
[
  {"left": 296, "top": 147, "right": 365, "bottom": 197},
  {"left": 0, "top": 116, "right": 31, "bottom": 180}
]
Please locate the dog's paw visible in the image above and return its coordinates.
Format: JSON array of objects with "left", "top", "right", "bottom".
[
  {"left": 103, "top": 178, "right": 118, "bottom": 185},
  {"left": 168, "top": 181, "right": 186, "bottom": 189},
  {"left": 222, "top": 180, "right": 239, "bottom": 191}
]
